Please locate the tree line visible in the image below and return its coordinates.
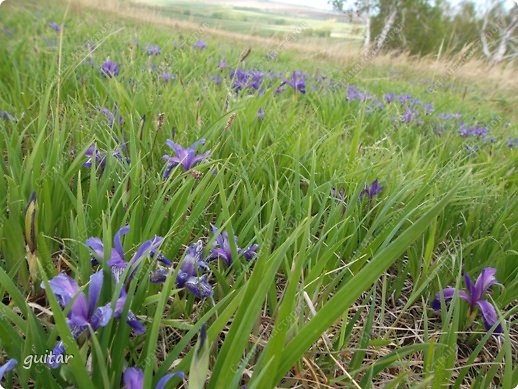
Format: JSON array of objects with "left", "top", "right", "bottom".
[{"left": 330, "top": 0, "right": 518, "bottom": 63}]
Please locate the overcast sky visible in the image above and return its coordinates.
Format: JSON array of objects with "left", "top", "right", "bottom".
[{"left": 271, "top": 0, "right": 516, "bottom": 11}]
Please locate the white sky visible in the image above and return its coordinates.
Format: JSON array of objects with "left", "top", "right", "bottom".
[{"left": 270, "top": 0, "right": 517, "bottom": 11}]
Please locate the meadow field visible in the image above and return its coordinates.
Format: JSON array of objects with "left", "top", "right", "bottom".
[
  {"left": 132, "top": 0, "right": 360, "bottom": 41},
  {"left": 0, "top": 0, "right": 517, "bottom": 388}
]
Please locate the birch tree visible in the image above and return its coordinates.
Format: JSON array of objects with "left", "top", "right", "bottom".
[{"left": 480, "top": 0, "right": 518, "bottom": 63}]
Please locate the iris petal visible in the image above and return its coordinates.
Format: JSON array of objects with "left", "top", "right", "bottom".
[
  {"left": 474, "top": 268, "right": 497, "bottom": 300},
  {"left": 463, "top": 272, "right": 475, "bottom": 301},
  {"left": 48, "top": 342, "right": 65, "bottom": 369},
  {"left": 124, "top": 367, "right": 144, "bottom": 389},
  {"left": 90, "top": 304, "right": 113, "bottom": 330},
  {"left": 0, "top": 358, "right": 17, "bottom": 380},
  {"left": 114, "top": 225, "right": 130, "bottom": 260},
  {"left": 431, "top": 287, "right": 470, "bottom": 310},
  {"left": 156, "top": 372, "right": 184, "bottom": 389},
  {"left": 126, "top": 311, "right": 146, "bottom": 335},
  {"left": 44, "top": 273, "right": 81, "bottom": 308},
  {"left": 476, "top": 299, "right": 502, "bottom": 335},
  {"left": 86, "top": 237, "right": 105, "bottom": 260},
  {"left": 88, "top": 271, "right": 104, "bottom": 317},
  {"left": 151, "top": 267, "right": 169, "bottom": 283},
  {"left": 185, "top": 275, "right": 213, "bottom": 298}
]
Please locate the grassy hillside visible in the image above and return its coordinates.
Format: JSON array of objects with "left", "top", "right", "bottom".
[
  {"left": 0, "top": 0, "right": 517, "bottom": 388},
  {"left": 132, "top": 0, "right": 361, "bottom": 40}
]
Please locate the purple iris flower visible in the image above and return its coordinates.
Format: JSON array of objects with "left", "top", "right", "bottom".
[
  {"left": 83, "top": 142, "right": 130, "bottom": 170},
  {"left": 231, "top": 69, "right": 246, "bottom": 91},
  {"left": 151, "top": 241, "right": 212, "bottom": 299},
  {"left": 257, "top": 108, "right": 265, "bottom": 120},
  {"left": 266, "top": 51, "right": 278, "bottom": 61},
  {"left": 465, "top": 144, "right": 479, "bottom": 154},
  {"left": 248, "top": 71, "right": 264, "bottom": 90},
  {"left": 507, "top": 137, "right": 518, "bottom": 148},
  {"left": 360, "top": 179, "right": 383, "bottom": 200},
  {"left": 230, "top": 69, "right": 263, "bottom": 93},
  {"left": 113, "top": 290, "right": 146, "bottom": 335},
  {"left": 432, "top": 268, "right": 502, "bottom": 334},
  {"left": 218, "top": 58, "right": 228, "bottom": 70},
  {"left": 175, "top": 241, "right": 212, "bottom": 298},
  {"left": 384, "top": 92, "right": 396, "bottom": 103},
  {"left": 0, "top": 359, "right": 17, "bottom": 381},
  {"left": 346, "top": 85, "right": 371, "bottom": 102},
  {"left": 86, "top": 225, "right": 164, "bottom": 285},
  {"left": 42, "top": 271, "right": 113, "bottom": 367},
  {"left": 212, "top": 75, "right": 222, "bottom": 85},
  {"left": 402, "top": 109, "right": 418, "bottom": 124},
  {"left": 424, "top": 103, "right": 434, "bottom": 114},
  {"left": 97, "top": 105, "right": 123, "bottom": 128},
  {"left": 124, "top": 367, "right": 184, "bottom": 389},
  {"left": 48, "top": 22, "right": 60, "bottom": 32},
  {"left": 0, "top": 111, "right": 16, "bottom": 122},
  {"left": 145, "top": 43, "right": 161, "bottom": 56},
  {"left": 331, "top": 188, "right": 347, "bottom": 213},
  {"left": 207, "top": 225, "right": 258, "bottom": 266},
  {"left": 193, "top": 39, "right": 207, "bottom": 49},
  {"left": 100, "top": 60, "right": 119, "bottom": 77},
  {"left": 459, "top": 124, "right": 489, "bottom": 138},
  {"left": 275, "top": 84, "right": 285, "bottom": 94},
  {"left": 159, "top": 72, "right": 175, "bottom": 82},
  {"left": 83, "top": 143, "right": 106, "bottom": 169},
  {"left": 398, "top": 94, "right": 412, "bottom": 105},
  {"left": 163, "top": 139, "right": 210, "bottom": 178},
  {"left": 281, "top": 71, "right": 305, "bottom": 94}
]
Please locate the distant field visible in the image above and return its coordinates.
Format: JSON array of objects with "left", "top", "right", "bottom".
[{"left": 132, "top": 0, "right": 363, "bottom": 41}]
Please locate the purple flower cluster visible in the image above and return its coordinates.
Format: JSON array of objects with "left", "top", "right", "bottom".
[
  {"left": 230, "top": 69, "right": 265, "bottom": 93},
  {"left": 331, "top": 188, "right": 347, "bottom": 213},
  {"left": 100, "top": 60, "right": 119, "bottom": 77},
  {"left": 151, "top": 240, "right": 212, "bottom": 298},
  {"left": 145, "top": 43, "right": 161, "bottom": 56},
  {"left": 150, "top": 226, "right": 258, "bottom": 298},
  {"left": 163, "top": 138, "right": 210, "bottom": 178},
  {"left": 48, "top": 22, "right": 60, "bottom": 32},
  {"left": 42, "top": 271, "right": 114, "bottom": 367},
  {"left": 330, "top": 179, "right": 383, "bottom": 212},
  {"left": 159, "top": 72, "right": 175, "bottom": 82},
  {"left": 383, "top": 92, "right": 433, "bottom": 125},
  {"left": 87, "top": 225, "right": 162, "bottom": 286},
  {"left": 97, "top": 105, "right": 123, "bottom": 128},
  {"left": 0, "top": 111, "right": 16, "bottom": 122},
  {"left": 83, "top": 142, "right": 130, "bottom": 170},
  {"left": 507, "top": 137, "right": 518, "bottom": 148},
  {"left": 347, "top": 85, "right": 375, "bottom": 102},
  {"left": 218, "top": 58, "right": 228, "bottom": 70},
  {"left": 360, "top": 179, "right": 384, "bottom": 201},
  {"left": 43, "top": 264, "right": 147, "bottom": 368},
  {"left": 193, "top": 39, "right": 207, "bottom": 49},
  {"left": 280, "top": 71, "right": 306, "bottom": 94},
  {"left": 207, "top": 225, "right": 258, "bottom": 266},
  {"left": 459, "top": 123, "right": 489, "bottom": 138}
]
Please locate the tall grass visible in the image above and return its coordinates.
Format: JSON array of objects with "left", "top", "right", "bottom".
[{"left": 0, "top": 1, "right": 516, "bottom": 388}]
